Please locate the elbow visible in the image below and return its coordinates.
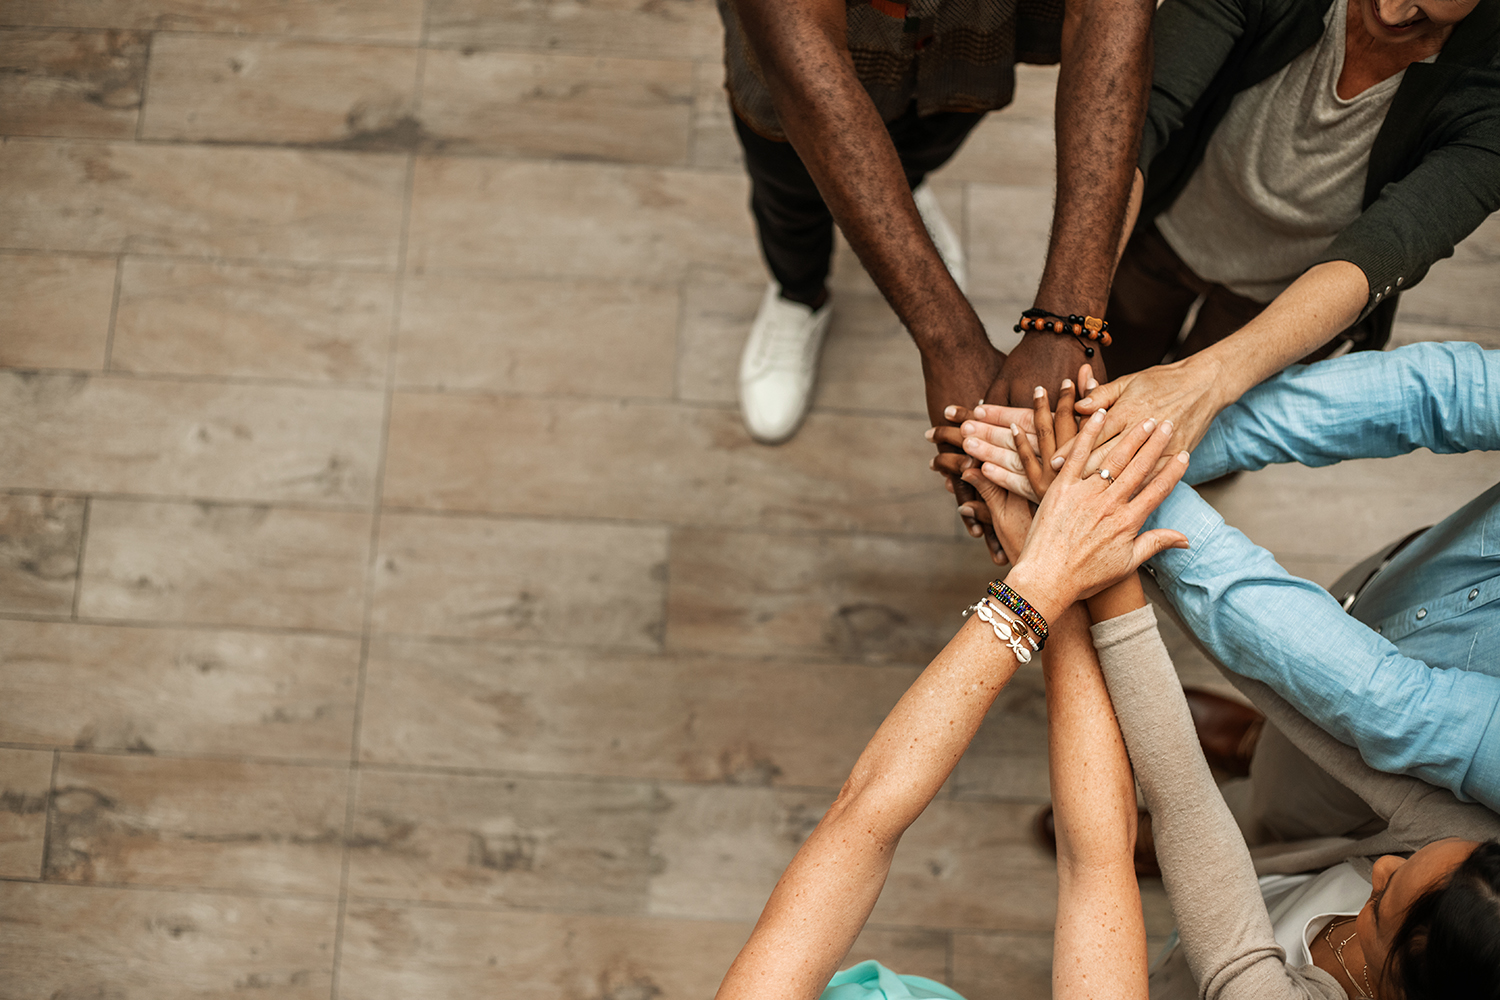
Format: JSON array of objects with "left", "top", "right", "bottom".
[{"left": 823, "top": 785, "right": 904, "bottom": 853}]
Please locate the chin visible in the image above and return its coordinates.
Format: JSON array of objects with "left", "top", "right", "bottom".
[{"left": 1363, "top": 0, "right": 1432, "bottom": 39}]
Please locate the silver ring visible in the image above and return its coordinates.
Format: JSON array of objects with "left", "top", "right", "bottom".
[{"left": 1098, "top": 468, "right": 1112, "bottom": 482}]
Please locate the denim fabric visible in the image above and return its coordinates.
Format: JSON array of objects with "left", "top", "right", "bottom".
[{"left": 1145, "top": 342, "right": 1500, "bottom": 810}]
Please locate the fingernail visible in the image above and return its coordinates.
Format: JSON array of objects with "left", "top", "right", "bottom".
[
  {"left": 944, "top": 406, "right": 959, "bottom": 420},
  {"left": 1060, "top": 379, "right": 1073, "bottom": 389},
  {"left": 1090, "top": 410, "right": 1105, "bottom": 423},
  {"left": 1178, "top": 451, "right": 1190, "bottom": 464},
  {"left": 1087, "top": 380, "right": 1098, "bottom": 391},
  {"left": 969, "top": 523, "right": 983, "bottom": 537},
  {"left": 1160, "top": 419, "right": 1173, "bottom": 434},
  {"left": 1051, "top": 455, "right": 1065, "bottom": 469},
  {"left": 924, "top": 427, "right": 935, "bottom": 441},
  {"left": 973, "top": 405, "right": 986, "bottom": 418},
  {"left": 1143, "top": 418, "right": 1156, "bottom": 433},
  {"left": 929, "top": 457, "right": 938, "bottom": 470},
  {"left": 961, "top": 421, "right": 976, "bottom": 434},
  {"left": 1078, "top": 397, "right": 1092, "bottom": 407},
  {"left": 976, "top": 398, "right": 985, "bottom": 406},
  {"left": 1033, "top": 385, "right": 1045, "bottom": 399},
  {"left": 1010, "top": 422, "right": 1021, "bottom": 435}
]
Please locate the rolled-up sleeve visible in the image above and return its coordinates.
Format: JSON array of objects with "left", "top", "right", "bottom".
[
  {"left": 1146, "top": 482, "right": 1500, "bottom": 811},
  {"left": 1190, "top": 341, "right": 1500, "bottom": 483}
]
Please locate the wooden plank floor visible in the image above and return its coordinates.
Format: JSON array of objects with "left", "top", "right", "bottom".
[{"left": 2, "top": 4, "right": 1498, "bottom": 996}]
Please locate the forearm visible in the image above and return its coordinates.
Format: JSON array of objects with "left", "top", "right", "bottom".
[
  {"left": 1092, "top": 606, "right": 1305, "bottom": 998},
  {"left": 1035, "top": 0, "right": 1154, "bottom": 319},
  {"left": 1145, "top": 482, "right": 1500, "bottom": 809},
  {"left": 1190, "top": 341, "right": 1500, "bottom": 482},
  {"left": 1180, "top": 261, "right": 1368, "bottom": 414},
  {"left": 1045, "top": 604, "right": 1147, "bottom": 1000},
  {"left": 717, "top": 603, "right": 1057, "bottom": 1000},
  {"left": 734, "top": 0, "right": 989, "bottom": 363}
]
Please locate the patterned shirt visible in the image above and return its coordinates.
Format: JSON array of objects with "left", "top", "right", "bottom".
[{"left": 717, "top": 0, "right": 1063, "bottom": 139}]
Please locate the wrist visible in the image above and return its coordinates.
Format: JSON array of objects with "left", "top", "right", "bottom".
[
  {"left": 920, "top": 319, "right": 996, "bottom": 369},
  {"left": 1188, "top": 341, "right": 1247, "bottom": 410},
  {"left": 997, "top": 561, "right": 1075, "bottom": 629}
]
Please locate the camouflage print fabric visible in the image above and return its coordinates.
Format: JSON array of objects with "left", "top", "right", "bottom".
[{"left": 718, "top": 0, "right": 1063, "bottom": 140}]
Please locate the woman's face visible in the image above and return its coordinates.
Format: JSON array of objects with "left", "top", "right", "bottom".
[
  {"left": 1358, "top": 0, "right": 1482, "bottom": 48},
  {"left": 1356, "top": 838, "right": 1480, "bottom": 989}
]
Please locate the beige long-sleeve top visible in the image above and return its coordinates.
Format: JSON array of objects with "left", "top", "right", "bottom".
[{"left": 1091, "top": 605, "right": 1500, "bottom": 1000}]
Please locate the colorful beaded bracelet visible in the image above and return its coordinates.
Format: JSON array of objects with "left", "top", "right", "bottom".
[
  {"left": 1013, "top": 308, "right": 1112, "bottom": 357},
  {"left": 986, "top": 580, "right": 1049, "bottom": 648}
]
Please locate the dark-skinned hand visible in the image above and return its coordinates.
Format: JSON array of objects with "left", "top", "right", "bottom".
[
  {"left": 985, "top": 330, "right": 1108, "bottom": 415},
  {"left": 921, "top": 343, "right": 1006, "bottom": 555}
]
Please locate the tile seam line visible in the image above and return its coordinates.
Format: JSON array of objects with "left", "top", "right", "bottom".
[
  {"left": 0, "top": 493, "right": 375, "bottom": 515},
  {"left": 329, "top": 66, "right": 423, "bottom": 990},
  {"left": 37, "top": 750, "right": 59, "bottom": 880},
  {"left": 0, "top": 25, "right": 722, "bottom": 61},
  {"left": 0, "top": 367, "right": 391, "bottom": 392},
  {"left": 8, "top": 745, "right": 361, "bottom": 769},
  {"left": 0, "top": 742, "right": 1057, "bottom": 800},
  {"left": 0, "top": 246, "right": 400, "bottom": 273},
  {"left": 0, "top": 611, "right": 962, "bottom": 668},
  {"left": 69, "top": 497, "right": 91, "bottom": 619},
  {"left": 310, "top": 891, "right": 1064, "bottom": 933},
  {"left": 0, "top": 24, "right": 426, "bottom": 46},
  {"left": 0, "top": 875, "right": 1055, "bottom": 939},
  {"left": 0, "top": 874, "right": 339, "bottom": 902}
]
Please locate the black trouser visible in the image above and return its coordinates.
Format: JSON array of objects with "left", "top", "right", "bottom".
[
  {"left": 1101, "top": 221, "right": 1370, "bottom": 376},
  {"left": 733, "top": 104, "right": 986, "bottom": 306}
]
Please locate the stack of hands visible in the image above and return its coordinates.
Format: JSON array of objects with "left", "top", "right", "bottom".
[
  {"left": 927, "top": 359, "right": 1226, "bottom": 563},
  {"left": 923, "top": 362, "right": 1194, "bottom": 626},
  {"left": 926, "top": 363, "right": 1193, "bottom": 573}
]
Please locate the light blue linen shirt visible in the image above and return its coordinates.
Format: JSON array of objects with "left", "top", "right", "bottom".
[{"left": 1144, "top": 341, "right": 1500, "bottom": 811}]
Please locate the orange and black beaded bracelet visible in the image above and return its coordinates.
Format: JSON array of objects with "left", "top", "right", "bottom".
[{"left": 1013, "top": 308, "right": 1112, "bottom": 357}]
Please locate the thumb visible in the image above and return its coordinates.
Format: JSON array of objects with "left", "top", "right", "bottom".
[
  {"left": 1076, "top": 375, "right": 1130, "bottom": 414},
  {"left": 962, "top": 467, "right": 1005, "bottom": 504},
  {"left": 1131, "top": 530, "right": 1190, "bottom": 568}
]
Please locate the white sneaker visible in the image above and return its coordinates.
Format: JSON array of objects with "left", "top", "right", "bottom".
[
  {"left": 738, "top": 283, "right": 834, "bottom": 444},
  {"left": 913, "top": 183, "right": 967, "bottom": 294}
]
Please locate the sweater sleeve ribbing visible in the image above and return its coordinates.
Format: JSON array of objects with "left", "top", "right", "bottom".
[{"left": 1090, "top": 606, "right": 1345, "bottom": 1000}]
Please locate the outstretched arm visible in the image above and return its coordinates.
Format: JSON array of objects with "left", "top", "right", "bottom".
[
  {"left": 713, "top": 610, "right": 1033, "bottom": 1000},
  {"left": 1045, "top": 601, "right": 1149, "bottom": 999},
  {"left": 728, "top": 0, "right": 1001, "bottom": 432},
  {"left": 989, "top": 0, "right": 1155, "bottom": 406},
  {"left": 716, "top": 408, "right": 1189, "bottom": 1000},
  {"left": 1091, "top": 604, "right": 1343, "bottom": 999},
  {"left": 1183, "top": 341, "right": 1500, "bottom": 481},
  {"left": 1068, "top": 261, "right": 1368, "bottom": 468},
  {"left": 1141, "top": 481, "right": 1500, "bottom": 813}
]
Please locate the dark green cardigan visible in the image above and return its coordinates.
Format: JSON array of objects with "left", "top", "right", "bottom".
[{"left": 1137, "top": 0, "right": 1500, "bottom": 347}]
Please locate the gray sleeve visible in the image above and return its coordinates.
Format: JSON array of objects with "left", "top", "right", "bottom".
[
  {"left": 1221, "top": 666, "right": 1500, "bottom": 852},
  {"left": 1091, "top": 606, "right": 1345, "bottom": 1000}
]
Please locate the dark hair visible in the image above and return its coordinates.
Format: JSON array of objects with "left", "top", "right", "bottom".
[{"left": 1384, "top": 840, "right": 1500, "bottom": 1000}]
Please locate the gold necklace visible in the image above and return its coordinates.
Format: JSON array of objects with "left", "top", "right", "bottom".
[{"left": 1324, "top": 916, "right": 1376, "bottom": 999}]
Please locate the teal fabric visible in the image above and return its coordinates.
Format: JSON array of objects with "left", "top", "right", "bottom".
[{"left": 820, "top": 961, "right": 969, "bottom": 1000}]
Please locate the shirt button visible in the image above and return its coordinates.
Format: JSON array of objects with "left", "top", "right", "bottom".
[
  {"left": 1416, "top": 608, "right": 1428, "bottom": 619},
  {"left": 1471, "top": 589, "right": 1481, "bottom": 601},
  {"left": 1384, "top": 285, "right": 1392, "bottom": 295},
  {"left": 1396, "top": 277, "right": 1404, "bottom": 287}
]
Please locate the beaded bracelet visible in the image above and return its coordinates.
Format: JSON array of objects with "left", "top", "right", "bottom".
[
  {"left": 1013, "top": 308, "right": 1112, "bottom": 357},
  {"left": 963, "top": 598, "right": 1035, "bottom": 663},
  {"left": 986, "top": 580, "right": 1049, "bottom": 648}
]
